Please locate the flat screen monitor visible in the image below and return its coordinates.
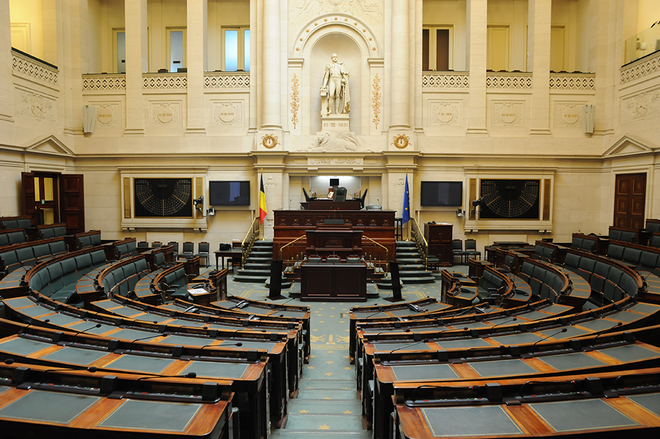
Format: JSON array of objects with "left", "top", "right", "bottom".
[
  {"left": 209, "top": 181, "right": 251, "bottom": 206},
  {"left": 421, "top": 181, "right": 463, "bottom": 207}
]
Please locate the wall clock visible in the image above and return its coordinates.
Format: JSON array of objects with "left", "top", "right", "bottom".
[
  {"left": 134, "top": 178, "right": 193, "bottom": 217},
  {"left": 479, "top": 179, "right": 540, "bottom": 219}
]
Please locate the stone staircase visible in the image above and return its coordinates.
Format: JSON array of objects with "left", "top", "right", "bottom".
[
  {"left": 379, "top": 241, "right": 435, "bottom": 289},
  {"left": 233, "top": 240, "right": 273, "bottom": 283}
]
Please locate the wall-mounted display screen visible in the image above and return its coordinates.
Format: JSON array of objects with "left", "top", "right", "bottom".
[
  {"left": 209, "top": 181, "right": 251, "bottom": 206},
  {"left": 421, "top": 181, "right": 463, "bottom": 206},
  {"left": 134, "top": 178, "right": 193, "bottom": 217},
  {"left": 479, "top": 179, "right": 540, "bottom": 219}
]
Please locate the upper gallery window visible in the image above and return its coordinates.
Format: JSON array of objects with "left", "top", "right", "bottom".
[{"left": 223, "top": 27, "right": 250, "bottom": 72}]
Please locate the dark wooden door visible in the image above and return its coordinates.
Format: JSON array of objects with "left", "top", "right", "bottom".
[
  {"left": 60, "top": 174, "right": 85, "bottom": 234},
  {"left": 21, "top": 172, "right": 37, "bottom": 224},
  {"left": 614, "top": 173, "right": 646, "bottom": 229}
]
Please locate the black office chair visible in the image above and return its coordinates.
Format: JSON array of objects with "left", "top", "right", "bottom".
[
  {"left": 302, "top": 187, "right": 311, "bottom": 202},
  {"left": 334, "top": 187, "right": 347, "bottom": 202},
  {"left": 359, "top": 189, "right": 368, "bottom": 209}
]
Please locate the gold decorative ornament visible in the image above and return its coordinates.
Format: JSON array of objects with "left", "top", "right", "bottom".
[
  {"left": 392, "top": 134, "right": 410, "bottom": 149},
  {"left": 262, "top": 134, "right": 278, "bottom": 149}
]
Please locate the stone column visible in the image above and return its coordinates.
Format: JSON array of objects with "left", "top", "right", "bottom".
[
  {"left": 591, "top": 0, "right": 617, "bottom": 137},
  {"left": 61, "top": 0, "right": 86, "bottom": 136},
  {"left": 528, "top": 0, "right": 552, "bottom": 136},
  {"left": 0, "top": 0, "right": 14, "bottom": 126},
  {"left": 466, "top": 0, "right": 488, "bottom": 136},
  {"left": 260, "top": 0, "right": 281, "bottom": 129},
  {"left": 389, "top": 0, "right": 410, "bottom": 130},
  {"left": 186, "top": 0, "right": 207, "bottom": 135},
  {"left": 124, "top": 0, "right": 148, "bottom": 136}
]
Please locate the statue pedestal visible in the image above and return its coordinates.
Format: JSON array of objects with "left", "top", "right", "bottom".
[{"left": 321, "top": 114, "right": 350, "bottom": 133}]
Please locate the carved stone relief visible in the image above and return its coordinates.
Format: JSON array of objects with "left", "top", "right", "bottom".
[
  {"left": 429, "top": 101, "right": 461, "bottom": 126},
  {"left": 212, "top": 101, "right": 243, "bottom": 126},
  {"left": 492, "top": 102, "right": 523, "bottom": 127},
  {"left": 292, "top": 0, "right": 381, "bottom": 22},
  {"left": 554, "top": 103, "right": 582, "bottom": 128},
  {"left": 150, "top": 102, "right": 180, "bottom": 126},
  {"left": 16, "top": 90, "right": 56, "bottom": 123},
  {"left": 95, "top": 104, "right": 120, "bottom": 127},
  {"left": 622, "top": 91, "right": 660, "bottom": 123}
]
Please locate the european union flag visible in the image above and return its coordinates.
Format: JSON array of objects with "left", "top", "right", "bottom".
[{"left": 402, "top": 175, "right": 410, "bottom": 224}]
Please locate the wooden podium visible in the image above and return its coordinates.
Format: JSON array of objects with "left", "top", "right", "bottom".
[{"left": 300, "top": 263, "right": 367, "bottom": 301}]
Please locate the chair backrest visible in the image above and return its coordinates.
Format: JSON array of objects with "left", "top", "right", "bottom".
[
  {"left": 198, "top": 242, "right": 209, "bottom": 253},
  {"left": 452, "top": 239, "right": 463, "bottom": 250},
  {"left": 182, "top": 241, "right": 194, "bottom": 252},
  {"left": 168, "top": 241, "right": 179, "bottom": 252},
  {"left": 465, "top": 239, "right": 477, "bottom": 250},
  {"left": 152, "top": 241, "right": 162, "bottom": 248},
  {"left": 138, "top": 241, "right": 149, "bottom": 248}
]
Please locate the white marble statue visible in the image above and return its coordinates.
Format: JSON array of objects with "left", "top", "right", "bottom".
[{"left": 320, "top": 53, "right": 350, "bottom": 115}]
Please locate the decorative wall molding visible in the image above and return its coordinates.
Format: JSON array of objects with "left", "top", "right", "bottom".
[
  {"left": 554, "top": 103, "right": 583, "bottom": 128},
  {"left": 549, "top": 73, "right": 595, "bottom": 90},
  {"left": 486, "top": 73, "right": 532, "bottom": 89},
  {"left": 307, "top": 157, "right": 364, "bottom": 165},
  {"left": 150, "top": 102, "right": 181, "bottom": 126},
  {"left": 12, "top": 50, "right": 58, "bottom": 87},
  {"left": 422, "top": 72, "right": 469, "bottom": 89},
  {"left": 94, "top": 103, "right": 121, "bottom": 127},
  {"left": 429, "top": 101, "right": 461, "bottom": 126},
  {"left": 15, "top": 89, "right": 56, "bottom": 123},
  {"left": 622, "top": 90, "right": 660, "bottom": 123},
  {"left": 204, "top": 72, "right": 250, "bottom": 89},
  {"left": 492, "top": 101, "right": 524, "bottom": 126},
  {"left": 621, "top": 50, "right": 660, "bottom": 85},
  {"left": 372, "top": 74, "right": 381, "bottom": 129},
  {"left": 292, "top": 13, "right": 381, "bottom": 57},
  {"left": 291, "top": 0, "right": 382, "bottom": 23},
  {"left": 82, "top": 75, "right": 126, "bottom": 92},
  {"left": 290, "top": 74, "right": 300, "bottom": 129},
  {"left": 143, "top": 74, "right": 187, "bottom": 90},
  {"left": 213, "top": 101, "right": 243, "bottom": 126}
]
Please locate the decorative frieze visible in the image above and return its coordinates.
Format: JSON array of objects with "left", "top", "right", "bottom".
[
  {"left": 204, "top": 73, "right": 250, "bottom": 89},
  {"left": 143, "top": 74, "right": 187, "bottom": 90},
  {"left": 82, "top": 75, "right": 126, "bottom": 92},
  {"left": 290, "top": 74, "right": 300, "bottom": 129},
  {"left": 308, "top": 157, "right": 363, "bottom": 165},
  {"left": 422, "top": 72, "right": 469, "bottom": 89},
  {"left": 621, "top": 50, "right": 660, "bottom": 85},
  {"left": 95, "top": 103, "right": 121, "bottom": 127},
  {"left": 372, "top": 74, "right": 381, "bottom": 129},
  {"left": 486, "top": 73, "right": 532, "bottom": 89},
  {"left": 12, "top": 50, "right": 58, "bottom": 87},
  {"left": 554, "top": 103, "right": 582, "bottom": 128},
  {"left": 549, "top": 74, "right": 595, "bottom": 90}
]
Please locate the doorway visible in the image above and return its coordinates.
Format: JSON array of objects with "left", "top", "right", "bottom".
[
  {"left": 22, "top": 172, "right": 85, "bottom": 234},
  {"left": 614, "top": 173, "right": 646, "bottom": 229}
]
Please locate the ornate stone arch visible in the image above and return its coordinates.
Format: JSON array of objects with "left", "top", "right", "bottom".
[{"left": 291, "top": 13, "right": 381, "bottom": 59}]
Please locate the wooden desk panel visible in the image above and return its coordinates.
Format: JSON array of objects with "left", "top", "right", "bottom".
[{"left": 301, "top": 263, "right": 367, "bottom": 302}]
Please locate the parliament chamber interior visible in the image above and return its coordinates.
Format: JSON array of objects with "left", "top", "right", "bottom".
[{"left": 2, "top": 0, "right": 660, "bottom": 438}]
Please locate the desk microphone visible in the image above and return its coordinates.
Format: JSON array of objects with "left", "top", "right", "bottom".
[
  {"left": 589, "top": 322, "right": 623, "bottom": 349},
  {"left": 128, "top": 332, "right": 167, "bottom": 346},
  {"left": 489, "top": 317, "right": 518, "bottom": 331},
  {"left": 361, "top": 305, "right": 385, "bottom": 320},
  {"left": 69, "top": 323, "right": 103, "bottom": 343},
  {"left": 386, "top": 339, "right": 429, "bottom": 355},
  {"left": 531, "top": 328, "right": 568, "bottom": 348},
  {"left": 19, "top": 318, "right": 50, "bottom": 336}
]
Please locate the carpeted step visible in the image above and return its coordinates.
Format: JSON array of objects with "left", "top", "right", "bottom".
[
  {"left": 396, "top": 257, "right": 423, "bottom": 264},
  {"left": 398, "top": 270, "right": 433, "bottom": 277},
  {"left": 247, "top": 256, "right": 272, "bottom": 263},
  {"left": 237, "top": 268, "right": 270, "bottom": 276},
  {"left": 232, "top": 274, "right": 269, "bottom": 283}
]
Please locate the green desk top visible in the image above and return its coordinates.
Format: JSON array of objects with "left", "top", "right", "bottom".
[
  {"left": 391, "top": 363, "right": 458, "bottom": 382},
  {"left": 98, "top": 399, "right": 201, "bottom": 432},
  {"left": 467, "top": 359, "right": 538, "bottom": 377},
  {"left": 0, "top": 385, "right": 10, "bottom": 395},
  {"left": 600, "top": 344, "right": 660, "bottom": 363},
  {"left": 537, "top": 326, "right": 588, "bottom": 339},
  {"left": 218, "top": 340, "right": 275, "bottom": 351},
  {"left": 165, "top": 319, "right": 206, "bottom": 328},
  {"left": 490, "top": 333, "right": 544, "bottom": 345},
  {"left": 528, "top": 399, "right": 638, "bottom": 433},
  {"left": 39, "top": 312, "right": 83, "bottom": 326},
  {"left": 181, "top": 360, "right": 249, "bottom": 379},
  {"left": 574, "top": 318, "right": 619, "bottom": 332},
  {"left": 419, "top": 406, "right": 523, "bottom": 437},
  {"left": 626, "top": 392, "right": 660, "bottom": 418},
  {"left": 537, "top": 352, "right": 606, "bottom": 371},
  {"left": 0, "top": 337, "right": 52, "bottom": 356},
  {"left": 42, "top": 346, "right": 109, "bottom": 366},
  {"left": 372, "top": 341, "right": 432, "bottom": 352},
  {"left": 105, "top": 354, "right": 174, "bottom": 374},
  {"left": 15, "top": 305, "right": 53, "bottom": 318},
  {"left": 435, "top": 338, "right": 492, "bottom": 350},
  {"left": 4, "top": 297, "right": 36, "bottom": 308},
  {"left": 607, "top": 310, "right": 646, "bottom": 323},
  {"left": 0, "top": 390, "right": 100, "bottom": 424},
  {"left": 157, "top": 334, "right": 213, "bottom": 347},
  {"left": 107, "top": 328, "right": 164, "bottom": 341}
]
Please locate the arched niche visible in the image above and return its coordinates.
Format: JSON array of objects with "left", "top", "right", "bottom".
[{"left": 292, "top": 14, "right": 382, "bottom": 137}]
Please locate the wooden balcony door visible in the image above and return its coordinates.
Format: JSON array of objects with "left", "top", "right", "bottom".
[{"left": 614, "top": 173, "right": 646, "bottom": 229}]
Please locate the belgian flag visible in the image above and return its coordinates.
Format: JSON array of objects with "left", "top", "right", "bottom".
[{"left": 259, "top": 175, "right": 267, "bottom": 224}]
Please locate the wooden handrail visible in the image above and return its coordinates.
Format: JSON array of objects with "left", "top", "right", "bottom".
[
  {"left": 241, "top": 216, "right": 261, "bottom": 267},
  {"left": 280, "top": 235, "right": 307, "bottom": 256}
]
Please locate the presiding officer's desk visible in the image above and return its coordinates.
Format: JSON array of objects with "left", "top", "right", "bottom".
[{"left": 301, "top": 260, "right": 367, "bottom": 301}]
